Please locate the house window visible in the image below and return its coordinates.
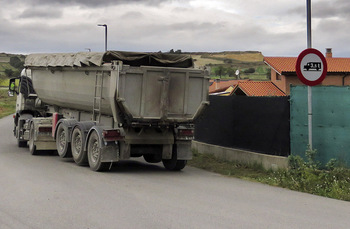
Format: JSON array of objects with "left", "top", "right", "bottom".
[{"left": 276, "top": 73, "right": 281, "bottom": 80}]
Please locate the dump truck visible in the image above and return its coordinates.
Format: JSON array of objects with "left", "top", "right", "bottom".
[{"left": 8, "top": 51, "right": 209, "bottom": 171}]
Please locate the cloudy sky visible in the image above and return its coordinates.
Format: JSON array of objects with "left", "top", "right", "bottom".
[{"left": 0, "top": 0, "right": 349, "bottom": 57}]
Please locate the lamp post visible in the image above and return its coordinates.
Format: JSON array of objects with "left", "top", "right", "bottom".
[{"left": 97, "top": 24, "right": 107, "bottom": 52}]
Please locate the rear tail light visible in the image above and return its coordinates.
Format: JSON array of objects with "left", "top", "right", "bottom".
[
  {"left": 52, "top": 113, "right": 60, "bottom": 137},
  {"left": 102, "top": 129, "right": 124, "bottom": 141},
  {"left": 177, "top": 128, "right": 194, "bottom": 140}
]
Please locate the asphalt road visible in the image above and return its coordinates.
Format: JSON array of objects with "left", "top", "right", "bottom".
[{"left": 0, "top": 115, "right": 349, "bottom": 229}]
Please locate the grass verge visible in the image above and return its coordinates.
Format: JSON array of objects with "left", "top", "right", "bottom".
[
  {"left": 0, "top": 89, "right": 16, "bottom": 118},
  {"left": 188, "top": 150, "right": 350, "bottom": 201}
]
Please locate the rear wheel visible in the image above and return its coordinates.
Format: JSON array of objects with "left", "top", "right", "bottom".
[
  {"left": 87, "top": 131, "right": 110, "bottom": 171},
  {"left": 143, "top": 154, "right": 162, "bottom": 163},
  {"left": 71, "top": 127, "right": 88, "bottom": 166},
  {"left": 162, "top": 145, "right": 187, "bottom": 171},
  {"left": 56, "top": 124, "right": 72, "bottom": 158},
  {"left": 29, "top": 123, "right": 38, "bottom": 155}
]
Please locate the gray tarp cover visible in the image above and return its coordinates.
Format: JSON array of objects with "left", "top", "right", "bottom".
[{"left": 25, "top": 51, "right": 194, "bottom": 68}]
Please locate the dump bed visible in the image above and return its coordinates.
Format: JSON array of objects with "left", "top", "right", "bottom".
[
  {"left": 118, "top": 65, "right": 208, "bottom": 123},
  {"left": 25, "top": 51, "right": 209, "bottom": 124}
]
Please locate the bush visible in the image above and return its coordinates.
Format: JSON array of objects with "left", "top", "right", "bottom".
[
  {"left": 244, "top": 68, "right": 255, "bottom": 74},
  {"left": 271, "top": 147, "right": 350, "bottom": 200}
]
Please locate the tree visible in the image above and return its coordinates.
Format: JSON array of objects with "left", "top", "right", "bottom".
[
  {"left": 9, "top": 56, "right": 24, "bottom": 69},
  {"left": 214, "top": 66, "right": 226, "bottom": 78},
  {"left": 226, "top": 67, "right": 236, "bottom": 78},
  {"left": 4, "top": 69, "right": 14, "bottom": 77}
]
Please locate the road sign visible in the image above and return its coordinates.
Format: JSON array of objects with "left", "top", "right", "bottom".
[{"left": 296, "top": 48, "right": 327, "bottom": 86}]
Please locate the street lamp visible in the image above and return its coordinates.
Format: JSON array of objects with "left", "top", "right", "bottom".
[{"left": 97, "top": 24, "right": 107, "bottom": 52}]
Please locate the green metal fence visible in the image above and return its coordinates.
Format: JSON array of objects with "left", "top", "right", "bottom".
[{"left": 290, "top": 85, "right": 350, "bottom": 166}]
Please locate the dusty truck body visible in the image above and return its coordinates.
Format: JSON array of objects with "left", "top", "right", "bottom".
[{"left": 9, "top": 51, "right": 209, "bottom": 171}]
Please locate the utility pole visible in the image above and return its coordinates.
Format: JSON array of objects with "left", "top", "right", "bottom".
[{"left": 97, "top": 24, "right": 107, "bottom": 52}]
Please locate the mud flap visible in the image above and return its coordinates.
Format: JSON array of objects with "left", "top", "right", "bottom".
[
  {"left": 100, "top": 143, "right": 119, "bottom": 163},
  {"left": 176, "top": 141, "right": 192, "bottom": 160}
]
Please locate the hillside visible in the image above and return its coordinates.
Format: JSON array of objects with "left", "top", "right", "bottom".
[
  {"left": 0, "top": 53, "right": 25, "bottom": 86},
  {"left": 189, "top": 51, "right": 270, "bottom": 80}
]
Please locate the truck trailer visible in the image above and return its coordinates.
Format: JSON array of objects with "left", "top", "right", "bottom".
[{"left": 9, "top": 51, "right": 209, "bottom": 171}]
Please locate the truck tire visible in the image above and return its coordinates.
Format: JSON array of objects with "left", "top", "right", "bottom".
[
  {"left": 18, "top": 139, "right": 27, "bottom": 148},
  {"left": 143, "top": 154, "right": 162, "bottom": 163},
  {"left": 20, "top": 77, "right": 35, "bottom": 98},
  {"left": 71, "top": 127, "right": 88, "bottom": 166},
  {"left": 16, "top": 119, "right": 27, "bottom": 147},
  {"left": 162, "top": 145, "right": 187, "bottom": 171},
  {"left": 87, "top": 131, "right": 110, "bottom": 171},
  {"left": 56, "top": 124, "right": 72, "bottom": 158},
  {"left": 29, "top": 123, "right": 39, "bottom": 155}
]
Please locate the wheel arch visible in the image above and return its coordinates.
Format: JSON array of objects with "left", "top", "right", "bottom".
[
  {"left": 84, "top": 125, "right": 105, "bottom": 152},
  {"left": 54, "top": 119, "right": 78, "bottom": 142}
]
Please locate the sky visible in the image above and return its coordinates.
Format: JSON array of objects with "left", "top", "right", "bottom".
[{"left": 0, "top": 0, "right": 349, "bottom": 57}]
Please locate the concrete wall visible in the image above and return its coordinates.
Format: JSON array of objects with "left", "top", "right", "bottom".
[{"left": 192, "top": 141, "right": 289, "bottom": 170}]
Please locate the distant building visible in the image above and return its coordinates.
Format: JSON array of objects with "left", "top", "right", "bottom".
[
  {"left": 210, "top": 80, "right": 285, "bottom": 96},
  {"left": 264, "top": 48, "right": 350, "bottom": 94},
  {"left": 209, "top": 79, "right": 249, "bottom": 94}
]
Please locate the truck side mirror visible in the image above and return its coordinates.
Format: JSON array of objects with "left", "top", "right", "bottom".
[{"left": 8, "top": 77, "right": 19, "bottom": 96}]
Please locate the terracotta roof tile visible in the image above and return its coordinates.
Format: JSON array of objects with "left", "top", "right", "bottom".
[
  {"left": 264, "top": 56, "right": 350, "bottom": 74},
  {"left": 209, "top": 79, "right": 249, "bottom": 93},
  {"left": 233, "top": 81, "right": 286, "bottom": 97}
]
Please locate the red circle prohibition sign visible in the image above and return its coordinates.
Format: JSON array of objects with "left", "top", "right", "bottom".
[{"left": 296, "top": 48, "right": 328, "bottom": 86}]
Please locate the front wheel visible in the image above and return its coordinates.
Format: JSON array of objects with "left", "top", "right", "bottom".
[
  {"left": 87, "top": 131, "right": 110, "bottom": 172},
  {"left": 29, "top": 123, "right": 38, "bottom": 155},
  {"left": 18, "top": 139, "right": 27, "bottom": 148},
  {"left": 16, "top": 119, "right": 27, "bottom": 147}
]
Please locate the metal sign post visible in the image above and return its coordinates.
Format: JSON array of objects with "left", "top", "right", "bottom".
[
  {"left": 295, "top": 0, "right": 327, "bottom": 151},
  {"left": 307, "top": 0, "right": 312, "bottom": 149}
]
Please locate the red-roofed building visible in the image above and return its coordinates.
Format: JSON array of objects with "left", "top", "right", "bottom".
[
  {"left": 232, "top": 81, "right": 286, "bottom": 96},
  {"left": 209, "top": 79, "right": 250, "bottom": 94},
  {"left": 264, "top": 49, "right": 350, "bottom": 94}
]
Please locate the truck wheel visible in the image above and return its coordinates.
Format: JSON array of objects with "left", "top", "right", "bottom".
[
  {"left": 162, "top": 145, "right": 187, "bottom": 171},
  {"left": 87, "top": 131, "right": 110, "bottom": 171},
  {"left": 71, "top": 127, "right": 88, "bottom": 166},
  {"left": 16, "top": 119, "right": 27, "bottom": 147},
  {"left": 18, "top": 139, "right": 27, "bottom": 148},
  {"left": 56, "top": 124, "right": 72, "bottom": 158},
  {"left": 143, "top": 154, "right": 162, "bottom": 163},
  {"left": 29, "top": 123, "right": 39, "bottom": 155}
]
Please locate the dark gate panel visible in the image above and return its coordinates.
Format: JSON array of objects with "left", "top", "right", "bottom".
[{"left": 195, "top": 96, "right": 290, "bottom": 156}]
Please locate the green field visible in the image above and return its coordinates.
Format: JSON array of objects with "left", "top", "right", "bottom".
[
  {"left": 191, "top": 51, "right": 270, "bottom": 81},
  {"left": 0, "top": 89, "right": 16, "bottom": 118}
]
